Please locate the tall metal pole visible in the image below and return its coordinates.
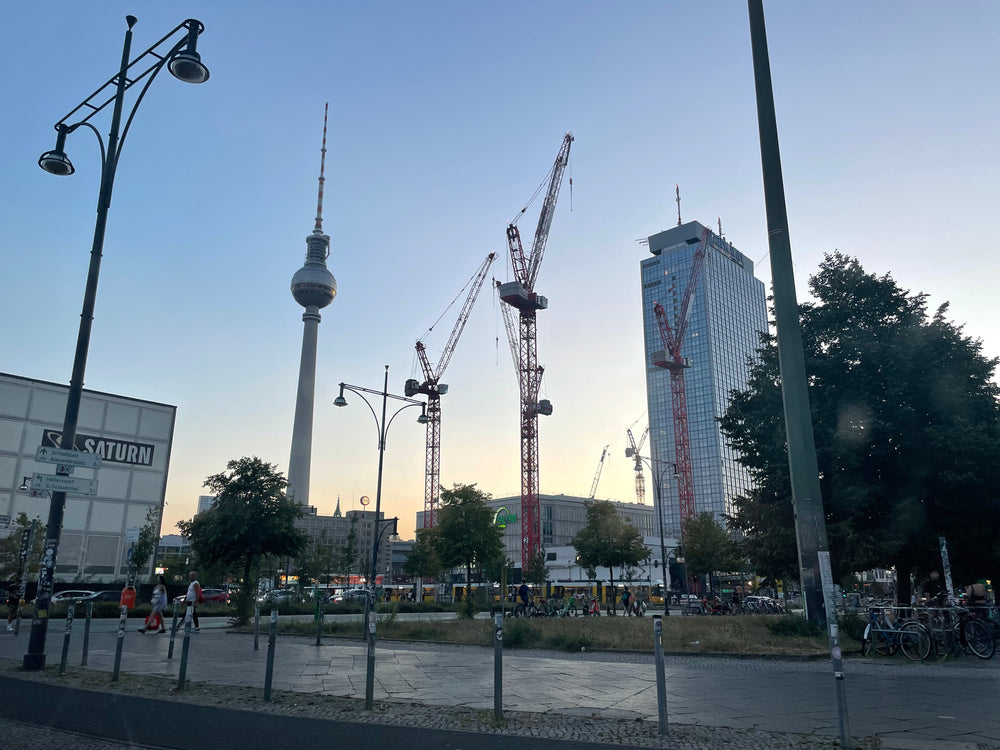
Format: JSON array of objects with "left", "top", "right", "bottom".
[
  {"left": 365, "top": 366, "right": 390, "bottom": 711},
  {"left": 24, "top": 21, "right": 133, "bottom": 671},
  {"left": 748, "top": 3, "right": 850, "bottom": 748}
]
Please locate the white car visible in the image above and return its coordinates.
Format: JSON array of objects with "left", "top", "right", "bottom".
[{"left": 50, "top": 590, "right": 97, "bottom": 604}]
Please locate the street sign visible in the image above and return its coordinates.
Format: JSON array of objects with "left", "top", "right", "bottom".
[
  {"left": 125, "top": 527, "right": 140, "bottom": 544},
  {"left": 31, "top": 473, "right": 98, "bottom": 496},
  {"left": 36, "top": 446, "right": 102, "bottom": 469}
]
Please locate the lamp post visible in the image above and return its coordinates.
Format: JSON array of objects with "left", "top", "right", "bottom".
[
  {"left": 637, "top": 455, "right": 677, "bottom": 616},
  {"left": 25, "top": 17, "right": 209, "bottom": 671},
  {"left": 334, "top": 365, "right": 426, "bottom": 710}
]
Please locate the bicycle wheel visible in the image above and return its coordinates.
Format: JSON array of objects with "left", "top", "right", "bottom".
[
  {"left": 961, "top": 618, "right": 996, "bottom": 660},
  {"left": 873, "top": 628, "right": 899, "bottom": 656},
  {"left": 899, "top": 622, "right": 932, "bottom": 662},
  {"left": 861, "top": 623, "right": 874, "bottom": 656}
]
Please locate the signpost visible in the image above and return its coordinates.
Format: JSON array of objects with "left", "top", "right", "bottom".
[
  {"left": 35, "top": 446, "right": 102, "bottom": 470},
  {"left": 30, "top": 473, "right": 98, "bottom": 496}
]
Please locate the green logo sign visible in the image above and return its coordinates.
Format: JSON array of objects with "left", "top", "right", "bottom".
[{"left": 494, "top": 507, "right": 518, "bottom": 529}]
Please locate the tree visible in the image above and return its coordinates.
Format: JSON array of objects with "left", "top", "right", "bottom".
[
  {"left": 434, "top": 484, "right": 503, "bottom": 605},
  {"left": 129, "top": 506, "right": 161, "bottom": 583},
  {"left": 178, "top": 456, "right": 308, "bottom": 623},
  {"left": 330, "top": 515, "right": 360, "bottom": 585},
  {"left": 296, "top": 530, "right": 336, "bottom": 588},
  {"left": 572, "top": 500, "right": 650, "bottom": 614},
  {"left": 682, "top": 512, "right": 740, "bottom": 596},
  {"left": 0, "top": 514, "right": 44, "bottom": 586},
  {"left": 721, "top": 254, "right": 1000, "bottom": 602},
  {"left": 522, "top": 549, "right": 549, "bottom": 586}
]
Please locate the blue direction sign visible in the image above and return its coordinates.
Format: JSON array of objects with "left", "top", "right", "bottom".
[
  {"left": 31, "top": 473, "right": 98, "bottom": 496},
  {"left": 36, "top": 446, "right": 102, "bottom": 469}
]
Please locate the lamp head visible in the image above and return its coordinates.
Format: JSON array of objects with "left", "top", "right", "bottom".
[
  {"left": 169, "top": 20, "right": 210, "bottom": 83},
  {"left": 38, "top": 125, "right": 74, "bottom": 176},
  {"left": 334, "top": 384, "right": 347, "bottom": 407},
  {"left": 416, "top": 404, "right": 428, "bottom": 424},
  {"left": 18, "top": 477, "right": 29, "bottom": 491}
]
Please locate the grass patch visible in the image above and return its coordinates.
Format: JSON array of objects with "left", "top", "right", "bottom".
[
  {"left": 266, "top": 614, "right": 828, "bottom": 656},
  {"left": 767, "top": 615, "right": 824, "bottom": 638}
]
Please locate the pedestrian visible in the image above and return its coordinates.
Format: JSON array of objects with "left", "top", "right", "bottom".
[
  {"left": 518, "top": 582, "right": 529, "bottom": 607},
  {"left": 139, "top": 575, "right": 168, "bottom": 634},
  {"left": 5, "top": 588, "right": 20, "bottom": 631},
  {"left": 620, "top": 586, "right": 631, "bottom": 615},
  {"left": 185, "top": 571, "right": 203, "bottom": 631},
  {"left": 966, "top": 581, "right": 989, "bottom": 611},
  {"left": 921, "top": 571, "right": 945, "bottom": 605}
]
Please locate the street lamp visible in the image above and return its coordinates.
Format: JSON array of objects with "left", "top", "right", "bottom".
[
  {"left": 24, "top": 17, "right": 209, "bottom": 672},
  {"left": 334, "top": 365, "right": 426, "bottom": 710},
  {"left": 636, "top": 455, "right": 677, "bottom": 615}
]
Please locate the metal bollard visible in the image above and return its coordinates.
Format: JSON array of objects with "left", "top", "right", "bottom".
[
  {"left": 167, "top": 601, "right": 180, "bottom": 659},
  {"left": 493, "top": 613, "right": 503, "bottom": 722},
  {"left": 59, "top": 604, "right": 75, "bottom": 675},
  {"left": 254, "top": 600, "right": 260, "bottom": 652},
  {"left": 263, "top": 608, "right": 278, "bottom": 701},
  {"left": 81, "top": 602, "right": 93, "bottom": 666},
  {"left": 364, "top": 603, "right": 377, "bottom": 710},
  {"left": 653, "top": 615, "right": 669, "bottom": 735},
  {"left": 315, "top": 594, "right": 322, "bottom": 646},
  {"left": 111, "top": 604, "right": 128, "bottom": 682},
  {"left": 178, "top": 606, "right": 193, "bottom": 691}
]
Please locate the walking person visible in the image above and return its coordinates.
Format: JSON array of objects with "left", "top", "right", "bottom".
[
  {"left": 185, "top": 571, "right": 203, "bottom": 631},
  {"left": 620, "top": 586, "right": 632, "bottom": 616},
  {"left": 6, "top": 588, "right": 20, "bottom": 631},
  {"left": 139, "top": 575, "right": 168, "bottom": 634}
]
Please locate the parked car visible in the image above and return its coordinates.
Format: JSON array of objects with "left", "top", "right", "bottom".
[
  {"left": 330, "top": 589, "right": 370, "bottom": 604},
  {"left": 261, "top": 589, "right": 299, "bottom": 604},
  {"left": 87, "top": 590, "right": 124, "bottom": 603},
  {"left": 173, "top": 587, "right": 229, "bottom": 604},
  {"left": 49, "top": 590, "right": 96, "bottom": 604}
]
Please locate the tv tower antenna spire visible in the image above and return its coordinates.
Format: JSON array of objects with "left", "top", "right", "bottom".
[
  {"left": 675, "top": 185, "right": 682, "bottom": 226},
  {"left": 314, "top": 102, "right": 328, "bottom": 235}
]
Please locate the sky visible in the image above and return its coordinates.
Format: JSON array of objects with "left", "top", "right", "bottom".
[{"left": 2, "top": 2, "right": 998, "bottom": 542}]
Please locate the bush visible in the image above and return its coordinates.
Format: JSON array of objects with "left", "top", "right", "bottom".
[
  {"left": 502, "top": 619, "right": 540, "bottom": 648},
  {"left": 837, "top": 612, "right": 867, "bottom": 643},
  {"left": 545, "top": 632, "right": 592, "bottom": 652},
  {"left": 767, "top": 615, "right": 824, "bottom": 638},
  {"left": 458, "top": 597, "right": 478, "bottom": 619}
]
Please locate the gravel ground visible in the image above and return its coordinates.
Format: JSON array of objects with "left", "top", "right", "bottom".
[{"left": 1, "top": 657, "right": 875, "bottom": 750}]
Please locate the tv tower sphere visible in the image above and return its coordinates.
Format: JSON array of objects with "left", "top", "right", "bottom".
[{"left": 291, "top": 233, "right": 336, "bottom": 309}]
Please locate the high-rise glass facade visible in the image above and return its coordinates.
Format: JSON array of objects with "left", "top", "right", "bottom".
[{"left": 640, "top": 221, "right": 767, "bottom": 538}]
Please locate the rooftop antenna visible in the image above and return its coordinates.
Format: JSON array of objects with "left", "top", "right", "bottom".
[
  {"left": 314, "top": 102, "right": 328, "bottom": 236},
  {"left": 675, "top": 184, "right": 682, "bottom": 226},
  {"left": 718, "top": 216, "right": 724, "bottom": 239}
]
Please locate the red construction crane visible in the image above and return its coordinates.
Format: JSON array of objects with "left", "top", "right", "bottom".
[
  {"left": 406, "top": 251, "right": 497, "bottom": 528},
  {"left": 624, "top": 425, "right": 649, "bottom": 504},
  {"left": 498, "top": 132, "right": 574, "bottom": 572},
  {"left": 651, "top": 226, "right": 711, "bottom": 535}
]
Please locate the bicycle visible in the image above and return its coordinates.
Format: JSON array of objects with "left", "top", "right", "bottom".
[{"left": 861, "top": 606, "right": 932, "bottom": 661}]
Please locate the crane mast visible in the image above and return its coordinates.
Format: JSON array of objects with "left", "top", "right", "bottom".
[
  {"left": 651, "top": 226, "right": 711, "bottom": 536},
  {"left": 498, "top": 132, "right": 573, "bottom": 572},
  {"left": 625, "top": 426, "right": 649, "bottom": 504},
  {"left": 406, "top": 252, "right": 497, "bottom": 528},
  {"left": 588, "top": 445, "right": 609, "bottom": 499}
]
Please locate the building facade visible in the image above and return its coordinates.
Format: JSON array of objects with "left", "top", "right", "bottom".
[
  {"left": 297, "top": 507, "right": 393, "bottom": 584},
  {"left": 0, "top": 372, "right": 175, "bottom": 582},
  {"left": 640, "top": 221, "right": 767, "bottom": 538}
]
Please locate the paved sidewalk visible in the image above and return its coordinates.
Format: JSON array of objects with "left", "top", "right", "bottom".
[{"left": 1, "top": 626, "right": 997, "bottom": 749}]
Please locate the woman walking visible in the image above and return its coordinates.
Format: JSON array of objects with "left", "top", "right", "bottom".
[{"left": 139, "top": 575, "right": 168, "bottom": 633}]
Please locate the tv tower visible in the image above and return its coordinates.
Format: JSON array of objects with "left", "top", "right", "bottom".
[{"left": 288, "top": 104, "right": 337, "bottom": 506}]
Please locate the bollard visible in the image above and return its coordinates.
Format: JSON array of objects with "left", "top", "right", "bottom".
[
  {"left": 178, "top": 608, "right": 193, "bottom": 691},
  {"left": 167, "top": 601, "right": 180, "bottom": 659},
  {"left": 493, "top": 613, "right": 503, "bottom": 722},
  {"left": 111, "top": 604, "right": 128, "bottom": 682},
  {"left": 59, "top": 604, "right": 75, "bottom": 675},
  {"left": 315, "top": 593, "right": 322, "bottom": 646},
  {"left": 653, "top": 615, "right": 669, "bottom": 736},
  {"left": 364, "top": 604, "right": 376, "bottom": 710},
  {"left": 81, "top": 602, "right": 93, "bottom": 666},
  {"left": 263, "top": 608, "right": 278, "bottom": 701},
  {"left": 254, "top": 600, "right": 260, "bottom": 652}
]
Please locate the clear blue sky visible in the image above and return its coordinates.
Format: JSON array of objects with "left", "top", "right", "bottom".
[{"left": 2, "top": 2, "right": 997, "bottom": 540}]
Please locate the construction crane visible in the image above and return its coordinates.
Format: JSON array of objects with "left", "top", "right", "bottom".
[
  {"left": 588, "top": 445, "right": 609, "bottom": 499},
  {"left": 625, "top": 425, "right": 649, "bottom": 504},
  {"left": 406, "top": 251, "right": 497, "bottom": 529},
  {"left": 497, "top": 132, "right": 574, "bottom": 572},
  {"left": 651, "top": 225, "right": 711, "bottom": 535}
]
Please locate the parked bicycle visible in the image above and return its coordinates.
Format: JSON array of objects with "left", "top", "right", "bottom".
[{"left": 861, "top": 606, "right": 932, "bottom": 662}]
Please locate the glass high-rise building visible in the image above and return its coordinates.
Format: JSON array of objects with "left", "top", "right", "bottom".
[{"left": 640, "top": 220, "right": 767, "bottom": 539}]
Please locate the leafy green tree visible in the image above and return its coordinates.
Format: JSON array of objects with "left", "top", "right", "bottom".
[
  {"left": 572, "top": 500, "right": 650, "bottom": 614},
  {"left": 522, "top": 549, "right": 549, "bottom": 586},
  {"left": 682, "top": 512, "right": 740, "bottom": 596},
  {"left": 403, "top": 526, "right": 445, "bottom": 600},
  {"left": 129, "top": 506, "right": 161, "bottom": 583},
  {"left": 178, "top": 457, "right": 308, "bottom": 623},
  {"left": 721, "top": 254, "right": 1000, "bottom": 602},
  {"left": 0, "top": 514, "right": 44, "bottom": 585},
  {"left": 329, "top": 516, "right": 360, "bottom": 585},
  {"left": 296, "top": 530, "right": 336, "bottom": 588},
  {"left": 434, "top": 484, "right": 503, "bottom": 606}
]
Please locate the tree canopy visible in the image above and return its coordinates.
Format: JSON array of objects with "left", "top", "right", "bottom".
[
  {"left": 178, "top": 456, "right": 307, "bottom": 622},
  {"left": 572, "top": 500, "right": 650, "bottom": 614},
  {"left": 720, "top": 254, "right": 1000, "bottom": 601},
  {"left": 434, "top": 483, "right": 503, "bottom": 601},
  {"left": 681, "top": 511, "right": 740, "bottom": 589}
]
